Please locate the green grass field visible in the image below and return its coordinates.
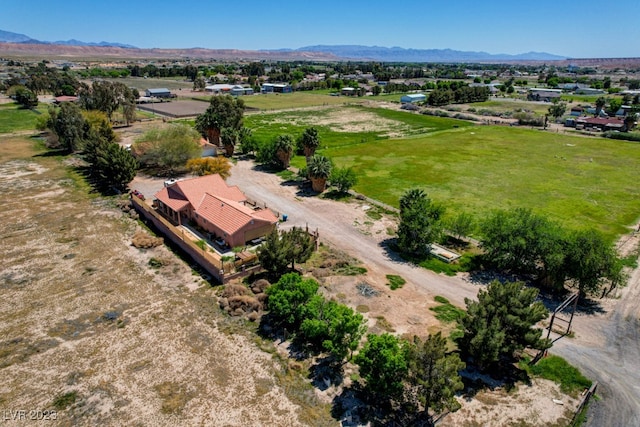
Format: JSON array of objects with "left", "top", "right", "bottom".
[
  {"left": 239, "top": 91, "right": 368, "bottom": 111},
  {"left": 245, "top": 105, "right": 640, "bottom": 239},
  {"left": 466, "top": 99, "right": 550, "bottom": 115},
  {"left": 245, "top": 105, "right": 471, "bottom": 150},
  {"left": 0, "top": 104, "right": 46, "bottom": 133}
]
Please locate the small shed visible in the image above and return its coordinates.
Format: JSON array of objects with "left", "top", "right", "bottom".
[
  {"left": 145, "top": 88, "right": 172, "bottom": 98},
  {"left": 401, "top": 93, "right": 426, "bottom": 104}
]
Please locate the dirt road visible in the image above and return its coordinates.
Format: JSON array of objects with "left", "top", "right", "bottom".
[
  {"left": 228, "top": 160, "right": 481, "bottom": 307},
  {"left": 228, "top": 158, "right": 640, "bottom": 427}
]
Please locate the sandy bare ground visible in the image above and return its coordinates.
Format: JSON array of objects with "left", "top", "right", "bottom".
[{"left": 0, "top": 141, "right": 330, "bottom": 426}]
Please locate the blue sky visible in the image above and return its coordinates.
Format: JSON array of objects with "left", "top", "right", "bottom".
[{"left": 2, "top": 0, "right": 639, "bottom": 58}]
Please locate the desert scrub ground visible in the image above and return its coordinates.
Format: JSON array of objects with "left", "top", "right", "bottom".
[{"left": 0, "top": 137, "right": 331, "bottom": 426}]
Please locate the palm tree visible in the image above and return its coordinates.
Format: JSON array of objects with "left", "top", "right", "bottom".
[
  {"left": 300, "top": 127, "right": 320, "bottom": 158},
  {"left": 273, "top": 134, "right": 294, "bottom": 168},
  {"left": 195, "top": 95, "right": 244, "bottom": 145},
  {"left": 307, "top": 155, "right": 333, "bottom": 193}
]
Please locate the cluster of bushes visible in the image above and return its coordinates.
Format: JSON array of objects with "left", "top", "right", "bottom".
[
  {"left": 219, "top": 281, "right": 270, "bottom": 321},
  {"left": 513, "top": 111, "right": 544, "bottom": 126},
  {"left": 427, "top": 86, "right": 490, "bottom": 106},
  {"left": 480, "top": 207, "right": 623, "bottom": 296},
  {"left": 265, "top": 273, "right": 366, "bottom": 363},
  {"left": 603, "top": 131, "right": 640, "bottom": 142},
  {"left": 396, "top": 188, "right": 623, "bottom": 298}
]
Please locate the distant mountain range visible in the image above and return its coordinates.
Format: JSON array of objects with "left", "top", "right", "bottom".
[
  {"left": 272, "top": 45, "right": 567, "bottom": 62},
  {"left": 0, "top": 28, "right": 567, "bottom": 62},
  {"left": 0, "top": 29, "right": 136, "bottom": 49}
]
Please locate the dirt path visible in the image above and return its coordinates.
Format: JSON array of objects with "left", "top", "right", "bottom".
[
  {"left": 227, "top": 160, "right": 481, "bottom": 308},
  {"left": 227, "top": 158, "right": 640, "bottom": 427}
]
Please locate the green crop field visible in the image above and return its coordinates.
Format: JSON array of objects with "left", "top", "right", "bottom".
[{"left": 245, "top": 105, "right": 640, "bottom": 239}]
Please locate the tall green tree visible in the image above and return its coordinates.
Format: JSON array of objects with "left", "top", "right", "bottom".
[
  {"left": 78, "top": 80, "right": 135, "bottom": 120},
  {"left": 257, "top": 229, "right": 291, "bottom": 279},
  {"left": 595, "top": 97, "right": 606, "bottom": 116},
  {"left": 300, "top": 299, "right": 366, "bottom": 363},
  {"left": 548, "top": 99, "right": 567, "bottom": 121},
  {"left": 195, "top": 95, "right": 244, "bottom": 145},
  {"left": 355, "top": 333, "right": 408, "bottom": 398},
  {"left": 564, "top": 228, "right": 623, "bottom": 297},
  {"left": 404, "top": 333, "right": 465, "bottom": 422},
  {"left": 265, "top": 273, "right": 319, "bottom": 328},
  {"left": 480, "top": 208, "right": 564, "bottom": 279},
  {"left": 14, "top": 86, "right": 38, "bottom": 109},
  {"left": 282, "top": 227, "right": 315, "bottom": 270},
  {"left": 397, "top": 188, "right": 444, "bottom": 255},
  {"left": 446, "top": 211, "right": 475, "bottom": 241},
  {"left": 456, "top": 280, "right": 550, "bottom": 371},
  {"left": 47, "top": 102, "right": 88, "bottom": 152},
  {"left": 606, "top": 98, "right": 622, "bottom": 117},
  {"left": 94, "top": 143, "right": 138, "bottom": 192}
]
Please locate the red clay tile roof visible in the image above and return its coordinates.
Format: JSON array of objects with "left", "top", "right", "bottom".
[
  {"left": 197, "top": 195, "right": 276, "bottom": 235},
  {"left": 155, "top": 175, "right": 246, "bottom": 208},
  {"left": 155, "top": 186, "right": 190, "bottom": 211},
  {"left": 154, "top": 175, "right": 277, "bottom": 236}
]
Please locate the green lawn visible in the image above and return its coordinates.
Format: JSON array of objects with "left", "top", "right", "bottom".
[
  {"left": 0, "top": 104, "right": 45, "bottom": 133},
  {"left": 245, "top": 105, "right": 472, "bottom": 151},
  {"left": 324, "top": 125, "right": 640, "bottom": 239},
  {"left": 246, "top": 105, "right": 640, "bottom": 239}
]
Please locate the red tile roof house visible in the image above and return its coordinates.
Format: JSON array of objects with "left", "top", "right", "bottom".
[{"left": 153, "top": 175, "right": 278, "bottom": 248}]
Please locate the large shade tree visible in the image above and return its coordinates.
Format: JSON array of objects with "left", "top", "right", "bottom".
[
  {"left": 397, "top": 188, "right": 445, "bottom": 255},
  {"left": 78, "top": 80, "right": 135, "bottom": 120},
  {"left": 355, "top": 333, "right": 409, "bottom": 399},
  {"left": 47, "top": 102, "right": 88, "bottom": 152},
  {"left": 195, "top": 95, "right": 244, "bottom": 145}
]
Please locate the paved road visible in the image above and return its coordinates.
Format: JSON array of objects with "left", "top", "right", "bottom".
[{"left": 228, "top": 158, "right": 640, "bottom": 427}]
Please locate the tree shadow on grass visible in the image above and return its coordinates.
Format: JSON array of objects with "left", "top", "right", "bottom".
[
  {"left": 72, "top": 165, "right": 123, "bottom": 197},
  {"left": 32, "top": 148, "right": 69, "bottom": 158}
]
